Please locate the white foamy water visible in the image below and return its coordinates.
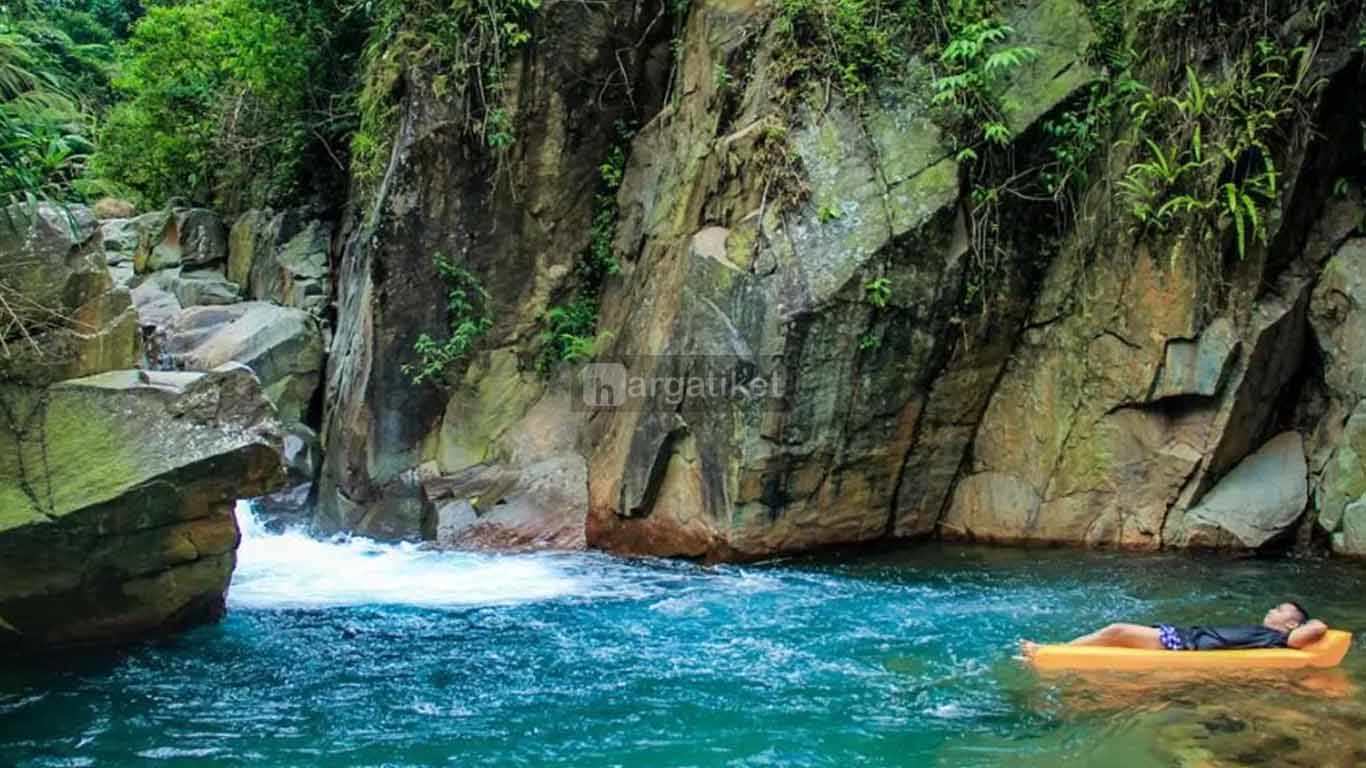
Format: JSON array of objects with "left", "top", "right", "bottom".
[{"left": 228, "top": 502, "right": 587, "bottom": 610}]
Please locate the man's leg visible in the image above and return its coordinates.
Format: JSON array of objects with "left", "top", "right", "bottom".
[{"left": 1066, "top": 623, "right": 1164, "bottom": 649}]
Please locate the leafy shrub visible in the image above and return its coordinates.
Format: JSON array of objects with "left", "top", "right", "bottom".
[
  {"left": 932, "top": 17, "right": 1038, "bottom": 152},
  {"left": 403, "top": 254, "right": 494, "bottom": 386},
  {"left": 91, "top": 0, "right": 361, "bottom": 212},
  {"left": 774, "top": 0, "right": 917, "bottom": 95},
  {"left": 1120, "top": 30, "right": 1324, "bottom": 259},
  {"left": 539, "top": 297, "right": 600, "bottom": 368}
]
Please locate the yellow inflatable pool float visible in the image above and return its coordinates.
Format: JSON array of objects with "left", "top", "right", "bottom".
[{"left": 1031, "top": 630, "right": 1353, "bottom": 672}]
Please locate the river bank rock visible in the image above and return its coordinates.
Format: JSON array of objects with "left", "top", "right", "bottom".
[
  {"left": 421, "top": 382, "right": 587, "bottom": 550},
  {"left": 424, "top": 457, "right": 586, "bottom": 550},
  {"left": 0, "top": 365, "right": 284, "bottom": 652},
  {"left": 309, "top": 0, "right": 1364, "bottom": 560},
  {"left": 100, "top": 218, "right": 141, "bottom": 264},
  {"left": 936, "top": 25, "right": 1362, "bottom": 553},
  {"left": 1171, "top": 432, "right": 1308, "bottom": 549}
]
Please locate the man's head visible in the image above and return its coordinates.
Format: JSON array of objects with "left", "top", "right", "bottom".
[{"left": 1263, "top": 601, "right": 1309, "bottom": 631}]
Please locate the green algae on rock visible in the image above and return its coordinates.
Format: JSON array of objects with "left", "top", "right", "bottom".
[{"left": 0, "top": 365, "right": 284, "bottom": 652}]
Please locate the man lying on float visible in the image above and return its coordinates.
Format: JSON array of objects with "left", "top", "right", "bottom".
[{"left": 1020, "top": 601, "right": 1328, "bottom": 656}]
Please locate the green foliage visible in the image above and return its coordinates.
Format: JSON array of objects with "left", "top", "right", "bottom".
[
  {"left": 0, "top": 8, "right": 101, "bottom": 205},
  {"left": 90, "top": 0, "right": 355, "bottom": 211},
  {"left": 1040, "top": 74, "right": 1145, "bottom": 199},
  {"left": 46, "top": 0, "right": 142, "bottom": 40},
  {"left": 863, "top": 276, "right": 892, "bottom": 308},
  {"left": 1083, "top": 0, "right": 1130, "bottom": 70},
  {"left": 931, "top": 17, "right": 1038, "bottom": 149},
  {"left": 858, "top": 276, "right": 892, "bottom": 351},
  {"left": 540, "top": 297, "right": 600, "bottom": 367},
  {"left": 403, "top": 254, "right": 493, "bottom": 386},
  {"left": 538, "top": 126, "right": 630, "bottom": 371},
  {"left": 351, "top": 0, "right": 541, "bottom": 191},
  {"left": 584, "top": 142, "right": 626, "bottom": 283},
  {"left": 774, "top": 0, "right": 918, "bottom": 96},
  {"left": 1119, "top": 30, "right": 1323, "bottom": 259},
  {"left": 712, "top": 61, "right": 732, "bottom": 92}
]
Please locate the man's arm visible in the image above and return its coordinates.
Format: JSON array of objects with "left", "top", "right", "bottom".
[{"left": 1288, "top": 619, "right": 1328, "bottom": 649}]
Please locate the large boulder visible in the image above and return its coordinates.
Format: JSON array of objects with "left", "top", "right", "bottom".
[
  {"left": 228, "top": 209, "right": 332, "bottom": 316},
  {"left": 130, "top": 277, "right": 184, "bottom": 338},
  {"left": 132, "top": 208, "right": 228, "bottom": 274},
  {"left": 1170, "top": 432, "right": 1308, "bottom": 549},
  {"left": 425, "top": 456, "right": 586, "bottom": 550},
  {"left": 422, "top": 377, "right": 587, "bottom": 549},
  {"left": 100, "top": 218, "right": 141, "bottom": 265},
  {"left": 130, "top": 266, "right": 246, "bottom": 365},
  {"left": 159, "top": 302, "right": 324, "bottom": 424},
  {"left": 152, "top": 267, "right": 242, "bottom": 308},
  {"left": 0, "top": 364, "right": 284, "bottom": 652},
  {"left": 0, "top": 203, "right": 140, "bottom": 383}
]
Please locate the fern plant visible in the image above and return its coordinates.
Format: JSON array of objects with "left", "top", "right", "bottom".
[
  {"left": 0, "top": 27, "right": 96, "bottom": 206},
  {"left": 1119, "top": 32, "right": 1322, "bottom": 260},
  {"left": 932, "top": 19, "right": 1037, "bottom": 147},
  {"left": 863, "top": 276, "right": 892, "bottom": 308},
  {"left": 1118, "top": 138, "right": 1208, "bottom": 225}
]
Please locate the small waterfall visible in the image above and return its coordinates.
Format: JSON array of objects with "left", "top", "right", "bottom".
[{"left": 228, "top": 501, "right": 585, "bottom": 610}]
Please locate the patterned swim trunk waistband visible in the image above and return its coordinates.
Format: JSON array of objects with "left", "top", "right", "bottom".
[{"left": 1157, "top": 624, "right": 1185, "bottom": 651}]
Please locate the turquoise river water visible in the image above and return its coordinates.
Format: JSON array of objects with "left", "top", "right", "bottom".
[{"left": 2, "top": 504, "right": 1366, "bottom": 767}]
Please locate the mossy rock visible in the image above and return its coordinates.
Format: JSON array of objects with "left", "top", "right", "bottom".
[{"left": 0, "top": 365, "right": 284, "bottom": 652}]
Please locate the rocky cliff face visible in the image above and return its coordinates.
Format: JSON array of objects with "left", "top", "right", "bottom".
[
  {"left": 587, "top": 0, "right": 1097, "bottom": 558},
  {"left": 0, "top": 204, "right": 286, "bottom": 652},
  {"left": 943, "top": 37, "right": 1364, "bottom": 552},
  {"left": 314, "top": 0, "right": 1366, "bottom": 560},
  {"left": 316, "top": 0, "right": 675, "bottom": 542}
]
